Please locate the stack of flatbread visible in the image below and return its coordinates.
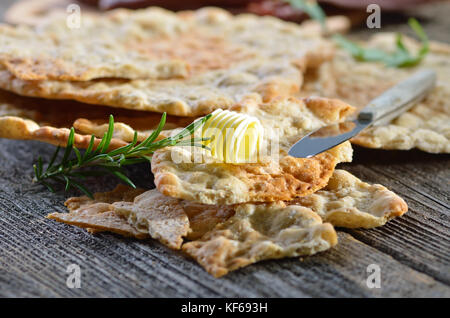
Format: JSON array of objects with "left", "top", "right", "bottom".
[{"left": 2, "top": 7, "right": 447, "bottom": 277}]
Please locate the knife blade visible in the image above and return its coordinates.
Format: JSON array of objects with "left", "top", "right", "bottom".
[{"left": 288, "top": 69, "right": 437, "bottom": 158}]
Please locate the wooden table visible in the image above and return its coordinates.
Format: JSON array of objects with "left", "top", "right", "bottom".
[{"left": 0, "top": 0, "right": 449, "bottom": 297}]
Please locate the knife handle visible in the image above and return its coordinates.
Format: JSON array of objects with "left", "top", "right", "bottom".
[{"left": 358, "top": 69, "right": 436, "bottom": 125}]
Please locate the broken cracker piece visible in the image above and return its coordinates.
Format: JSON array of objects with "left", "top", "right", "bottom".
[
  {"left": 291, "top": 170, "right": 408, "bottom": 228},
  {"left": 301, "top": 33, "right": 450, "bottom": 153},
  {"left": 0, "top": 7, "right": 333, "bottom": 116},
  {"left": 113, "top": 190, "right": 190, "bottom": 250}
]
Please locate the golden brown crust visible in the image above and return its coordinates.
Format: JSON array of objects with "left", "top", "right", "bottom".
[
  {"left": 291, "top": 170, "right": 408, "bottom": 228},
  {"left": 152, "top": 96, "right": 355, "bottom": 205},
  {"left": 179, "top": 201, "right": 235, "bottom": 241},
  {"left": 46, "top": 169, "right": 408, "bottom": 276},
  {"left": 182, "top": 203, "right": 338, "bottom": 278},
  {"left": 0, "top": 115, "right": 127, "bottom": 149}
]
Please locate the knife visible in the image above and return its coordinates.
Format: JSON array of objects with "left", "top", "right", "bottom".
[{"left": 288, "top": 69, "right": 437, "bottom": 158}]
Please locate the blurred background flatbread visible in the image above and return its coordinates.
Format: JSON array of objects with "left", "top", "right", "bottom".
[{"left": 301, "top": 33, "right": 450, "bottom": 153}]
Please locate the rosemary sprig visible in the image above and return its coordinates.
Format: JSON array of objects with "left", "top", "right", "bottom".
[
  {"left": 283, "top": 0, "right": 327, "bottom": 30},
  {"left": 33, "top": 113, "right": 211, "bottom": 198},
  {"left": 334, "top": 18, "right": 429, "bottom": 68}
]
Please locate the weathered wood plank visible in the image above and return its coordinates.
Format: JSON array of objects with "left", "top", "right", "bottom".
[
  {"left": 1, "top": 140, "right": 449, "bottom": 297},
  {"left": 341, "top": 147, "right": 450, "bottom": 284}
]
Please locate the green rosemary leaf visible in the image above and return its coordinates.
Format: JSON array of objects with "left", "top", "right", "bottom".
[
  {"left": 37, "top": 157, "right": 43, "bottom": 177},
  {"left": 96, "top": 131, "right": 107, "bottom": 154},
  {"left": 107, "top": 141, "right": 135, "bottom": 157},
  {"left": 61, "top": 128, "right": 75, "bottom": 164},
  {"left": 139, "top": 112, "right": 167, "bottom": 148},
  {"left": 120, "top": 158, "right": 148, "bottom": 166},
  {"left": 334, "top": 18, "right": 429, "bottom": 68},
  {"left": 83, "top": 153, "right": 114, "bottom": 165},
  {"left": 97, "top": 161, "right": 122, "bottom": 168},
  {"left": 73, "top": 147, "right": 82, "bottom": 165},
  {"left": 100, "top": 115, "right": 114, "bottom": 154},
  {"left": 33, "top": 163, "right": 40, "bottom": 181},
  {"left": 172, "top": 114, "right": 211, "bottom": 141},
  {"left": 41, "top": 180, "right": 55, "bottom": 193},
  {"left": 63, "top": 175, "right": 71, "bottom": 191},
  {"left": 131, "top": 131, "right": 138, "bottom": 146}
]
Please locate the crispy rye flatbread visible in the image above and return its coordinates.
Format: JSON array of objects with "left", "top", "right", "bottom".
[
  {"left": 0, "top": 8, "right": 335, "bottom": 116},
  {"left": 1, "top": 91, "right": 355, "bottom": 207},
  {"left": 47, "top": 185, "right": 147, "bottom": 239},
  {"left": 47, "top": 170, "right": 407, "bottom": 276},
  {"left": 47, "top": 185, "right": 191, "bottom": 249},
  {"left": 0, "top": 89, "right": 194, "bottom": 149},
  {"left": 4, "top": 0, "right": 99, "bottom": 26},
  {"left": 152, "top": 95, "right": 355, "bottom": 205},
  {"left": 4, "top": 0, "right": 350, "bottom": 35},
  {"left": 302, "top": 33, "right": 450, "bottom": 153},
  {"left": 182, "top": 203, "right": 337, "bottom": 278}
]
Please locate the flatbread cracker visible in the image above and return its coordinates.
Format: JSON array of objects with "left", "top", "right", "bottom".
[
  {"left": 0, "top": 89, "right": 193, "bottom": 148},
  {"left": 47, "top": 169, "right": 407, "bottom": 276},
  {"left": 302, "top": 33, "right": 450, "bottom": 153},
  {"left": 291, "top": 169, "right": 408, "bottom": 228},
  {"left": 0, "top": 8, "right": 191, "bottom": 81},
  {"left": 0, "top": 7, "right": 333, "bottom": 116},
  {"left": 47, "top": 185, "right": 147, "bottom": 238},
  {"left": 182, "top": 169, "right": 407, "bottom": 277},
  {"left": 4, "top": 0, "right": 99, "bottom": 26},
  {"left": 179, "top": 200, "right": 235, "bottom": 240},
  {"left": 182, "top": 202, "right": 338, "bottom": 278},
  {"left": 152, "top": 96, "right": 355, "bottom": 205}
]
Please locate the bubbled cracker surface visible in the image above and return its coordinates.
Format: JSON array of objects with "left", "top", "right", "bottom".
[
  {"left": 152, "top": 96, "right": 355, "bottom": 205},
  {"left": 47, "top": 169, "right": 408, "bottom": 276},
  {"left": 112, "top": 190, "right": 190, "bottom": 249},
  {"left": 182, "top": 202, "right": 338, "bottom": 277},
  {"left": 47, "top": 185, "right": 147, "bottom": 238},
  {"left": 0, "top": 7, "right": 334, "bottom": 116},
  {"left": 291, "top": 169, "right": 408, "bottom": 228}
]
